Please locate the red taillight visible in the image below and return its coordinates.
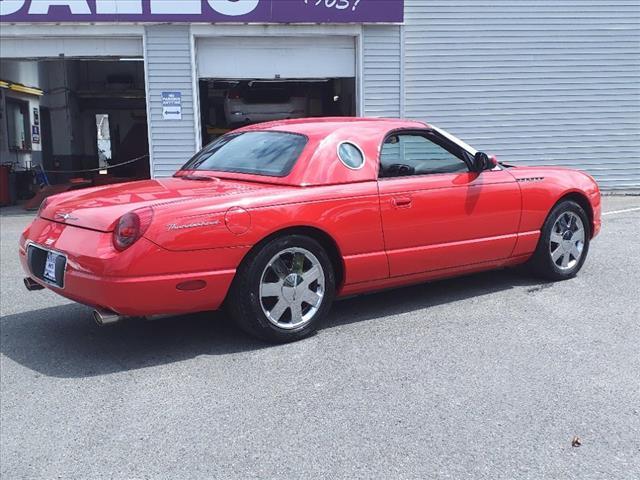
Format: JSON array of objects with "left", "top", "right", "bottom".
[{"left": 113, "top": 207, "right": 153, "bottom": 252}]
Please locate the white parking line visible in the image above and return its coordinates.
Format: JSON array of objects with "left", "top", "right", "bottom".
[{"left": 602, "top": 207, "right": 640, "bottom": 216}]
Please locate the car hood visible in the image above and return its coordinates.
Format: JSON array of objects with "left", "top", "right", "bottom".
[{"left": 40, "top": 177, "right": 277, "bottom": 232}]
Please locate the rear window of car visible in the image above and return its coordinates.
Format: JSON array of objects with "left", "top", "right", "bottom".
[
  {"left": 181, "top": 131, "right": 307, "bottom": 177},
  {"left": 243, "top": 88, "right": 290, "bottom": 104}
]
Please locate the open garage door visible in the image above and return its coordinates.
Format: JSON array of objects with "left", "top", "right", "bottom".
[
  {"left": 0, "top": 37, "right": 142, "bottom": 59},
  {"left": 197, "top": 36, "right": 355, "bottom": 79},
  {"left": 196, "top": 36, "right": 356, "bottom": 144}
]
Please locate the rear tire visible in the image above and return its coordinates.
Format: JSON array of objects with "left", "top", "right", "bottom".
[
  {"left": 528, "top": 200, "right": 590, "bottom": 281},
  {"left": 227, "top": 235, "right": 335, "bottom": 343}
]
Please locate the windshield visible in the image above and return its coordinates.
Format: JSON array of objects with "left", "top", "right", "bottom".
[{"left": 180, "top": 131, "right": 307, "bottom": 177}]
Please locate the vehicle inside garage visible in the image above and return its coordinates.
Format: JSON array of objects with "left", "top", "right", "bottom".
[
  {"left": 0, "top": 58, "right": 149, "bottom": 206},
  {"left": 199, "top": 78, "right": 356, "bottom": 145}
]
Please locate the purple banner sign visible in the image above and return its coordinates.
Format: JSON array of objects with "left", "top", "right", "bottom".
[{"left": 0, "top": 0, "right": 404, "bottom": 23}]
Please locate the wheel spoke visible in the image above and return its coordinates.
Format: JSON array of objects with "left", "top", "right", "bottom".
[
  {"left": 551, "top": 247, "right": 563, "bottom": 262},
  {"left": 550, "top": 231, "right": 563, "bottom": 244},
  {"left": 560, "top": 253, "right": 571, "bottom": 268},
  {"left": 290, "top": 301, "right": 303, "bottom": 324},
  {"left": 301, "top": 288, "right": 322, "bottom": 307},
  {"left": 301, "top": 265, "right": 321, "bottom": 286},
  {"left": 573, "top": 227, "right": 585, "bottom": 241},
  {"left": 261, "top": 281, "right": 282, "bottom": 297},
  {"left": 269, "top": 299, "right": 288, "bottom": 321}
]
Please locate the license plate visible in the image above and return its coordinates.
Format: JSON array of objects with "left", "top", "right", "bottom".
[
  {"left": 43, "top": 251, "right": 61, "bottom": 283},
  {"left": 27, "top": 245, "right": 66, "bottom": 288}
]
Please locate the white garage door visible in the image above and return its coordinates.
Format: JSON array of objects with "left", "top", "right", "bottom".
[
  {"left": 197, "top": 36, "right": 356, "bottom": 79},
  {"left": 0, "top": 37, "right": 143, "bottom": 58}
]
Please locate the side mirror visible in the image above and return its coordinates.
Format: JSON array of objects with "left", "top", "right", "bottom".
[{"left": 474, "top": 152, "right": 498, "bottom": 172}]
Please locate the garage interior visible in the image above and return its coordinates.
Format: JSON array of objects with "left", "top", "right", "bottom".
[
  {"left": 0, "top": 58, "right": 149, "bottom": 205},
  {"left": 199, "top": 78, "right": 356, "bottom": 145}
]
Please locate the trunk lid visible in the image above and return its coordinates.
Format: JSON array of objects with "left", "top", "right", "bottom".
[{"left": 40, "top": 177, "right": 275, "bottom": 232}]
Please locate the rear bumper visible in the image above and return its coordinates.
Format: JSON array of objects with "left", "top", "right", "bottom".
[
  {"left": 19, "top": 218, "right": 245, "bottom": 317},
  {"left": 20, "top": 246, "right": 235, "bottom": 317},
  {"left": 92, "top": 269, "right": 234, "bottom": 316}
]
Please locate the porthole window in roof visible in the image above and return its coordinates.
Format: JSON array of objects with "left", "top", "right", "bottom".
[{"left": 338, "top": 142, "right": 365, "bottom": 170}]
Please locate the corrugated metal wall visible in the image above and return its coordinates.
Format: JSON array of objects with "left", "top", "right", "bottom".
[
  {"left": 363, "top": 25, "right": 402, "bottom": 118},
  {"left": 144, "top": 25, "right": 197, "bottom": 178},
  {"left": 365, "top": 1, "right": 640, "bottom": 190}
]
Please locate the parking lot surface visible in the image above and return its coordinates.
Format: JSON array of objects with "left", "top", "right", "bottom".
[{"left": 1, "top": 196, "right": 639, "bottom": 479}]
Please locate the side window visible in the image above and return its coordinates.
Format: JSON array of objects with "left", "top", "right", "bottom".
[{"left": 380, "top": 132, "right": 470, "bottom": 178}]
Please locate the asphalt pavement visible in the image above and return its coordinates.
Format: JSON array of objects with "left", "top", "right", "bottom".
[{"left": 1, "top": 196, "right": 639, "bottom": 479}]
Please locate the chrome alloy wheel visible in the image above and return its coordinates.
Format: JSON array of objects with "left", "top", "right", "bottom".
[
  {"left": 549, "top": 211, "right": 586, "bottom": 270},
  {"left": 259, "top": 247, "right": 326, "bottom": 330}
]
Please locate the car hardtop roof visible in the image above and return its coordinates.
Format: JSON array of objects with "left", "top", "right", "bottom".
[{"left": 236, "top": 117, "right": 430, "bottom": 137}]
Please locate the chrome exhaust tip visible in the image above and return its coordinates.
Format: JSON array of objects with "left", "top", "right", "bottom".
[
  {"left": 92, "top": 309, "right": 122, "bottom": 326},
  {"left": 24, "top": 277, "right": 45, "bottom": 291}
]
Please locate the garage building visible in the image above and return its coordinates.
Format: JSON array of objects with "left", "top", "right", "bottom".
[{"left": 0, "top": 0, "right": 638, "bottom": 195}]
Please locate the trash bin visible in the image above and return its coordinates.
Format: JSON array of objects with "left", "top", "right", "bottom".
[{"left": 0, "top": 165, "right": 11, "bottom": 206}]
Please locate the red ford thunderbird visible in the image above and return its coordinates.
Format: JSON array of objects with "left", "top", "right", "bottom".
[{"left": 20, "top": 118, "right": 601, "bottom": 342}]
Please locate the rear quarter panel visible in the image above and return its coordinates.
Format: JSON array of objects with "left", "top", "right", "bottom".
[{"left": 144, "top": 182, "right": 389, "bottom": 286}]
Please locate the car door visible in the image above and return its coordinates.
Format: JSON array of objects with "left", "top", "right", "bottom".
[{"left": 377, "top": 129, "right": 521, "bottom": 277}]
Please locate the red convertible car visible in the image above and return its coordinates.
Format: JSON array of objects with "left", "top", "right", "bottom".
[{"left": 20, "top": 118, "right": 601, "bottom": 342}]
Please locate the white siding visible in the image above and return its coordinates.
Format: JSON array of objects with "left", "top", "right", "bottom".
[
  {"left": 399, "top": 0, "right": 640, "bottom": 190},
  {"left": 144, "top": 25, "right": 197, "bottom": 178},
  {"left": 363, "top": 25, "right": 402, "bottom": 118}
]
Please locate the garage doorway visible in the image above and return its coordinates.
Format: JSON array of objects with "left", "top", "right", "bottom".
[
  {"left": 0, "top": 57, "right": 149, "bottom": 202},
  {"left": 199, "top": 78, "right": 356, "bottom": 144},
  {"left": 39, "top": 58, "right": 150, "bottom": 183},
  {"left": 196, "top": 36, "right": 357, "bottom": 144}
]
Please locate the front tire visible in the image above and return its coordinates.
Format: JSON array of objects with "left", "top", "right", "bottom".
[
  {"left": 529, "top": 200, "right": 590, "bottom": 280},
  {"left": 227, "top": 235, "right": 335, "bottom": 343}
]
